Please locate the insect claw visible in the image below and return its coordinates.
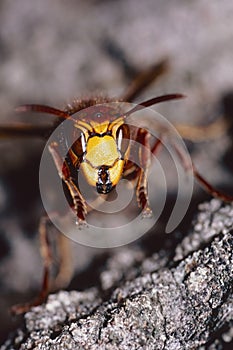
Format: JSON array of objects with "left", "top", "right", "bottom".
[
  {"left": 10, "top": 303, "right": 28, "bottom": 316},
  {"left": 142, "top": 207, "right": 153, "bottom": 219},
  {"left": 75, "top": 218, "right": 88, "bottom": 229}
]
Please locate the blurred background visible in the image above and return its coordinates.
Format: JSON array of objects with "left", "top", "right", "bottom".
[{"left": 0, "top": 0, "right": 233, "bottom": 345}]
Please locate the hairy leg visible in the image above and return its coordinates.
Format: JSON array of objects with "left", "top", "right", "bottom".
[
  {"left": 171, "top": 139, "right": 233, "bottom": 202},
  {"left": 11, "top": 216, "right": 53, "bottom": 314},
  {"left": 48, "top": 142, "right": 87, "bottom": 223}
]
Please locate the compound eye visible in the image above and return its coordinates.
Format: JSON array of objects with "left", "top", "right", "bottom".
[
  {"left": 116, "top": 124, "right": 130, "bottom": 155},
  {"left": 72, "top": 132, "right": 86, "bottom": 156}
]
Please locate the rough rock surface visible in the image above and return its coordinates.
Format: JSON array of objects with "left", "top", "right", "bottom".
[{"left": 2, "top": 199, "right": 233, "bottom": 349}]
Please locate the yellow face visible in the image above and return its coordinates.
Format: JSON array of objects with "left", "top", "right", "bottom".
[
  {"left": 73, "top": 117, "right": 130, "bottom": 194},
  {"left": 80, "top": 135, "right": 124, "bottom": 193}
]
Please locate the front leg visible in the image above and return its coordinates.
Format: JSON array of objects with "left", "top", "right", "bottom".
[
  {"left": 136, "top": 132, "right": 163, "bottom": 216},
  {"left": 48, "top": 142, "right": 87, "bottom": 224},
  {"left": 136, "top": 128, "right": 152, "bottom": 217}
]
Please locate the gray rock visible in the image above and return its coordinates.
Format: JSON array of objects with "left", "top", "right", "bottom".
[{"left": 2, "top": 199, "right": 233, "bottom": 349}]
